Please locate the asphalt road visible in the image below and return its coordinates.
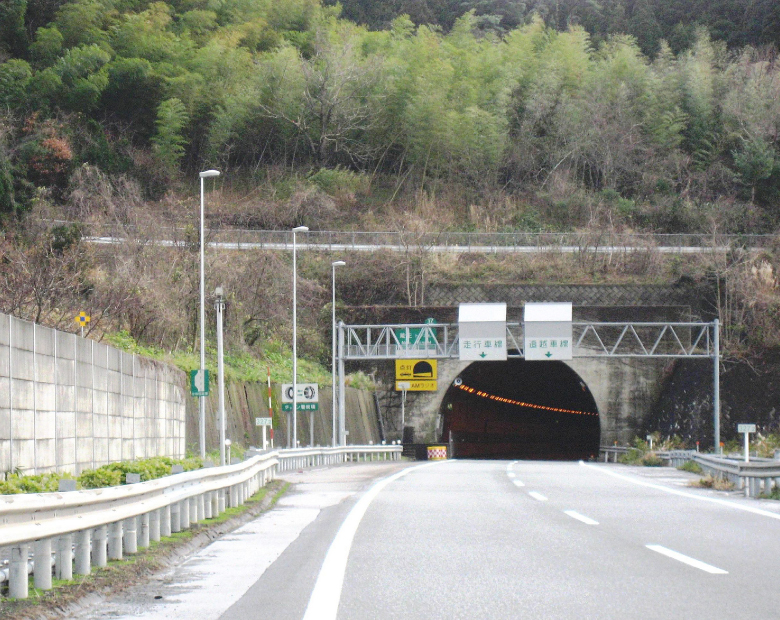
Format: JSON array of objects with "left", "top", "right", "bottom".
[{"left": 84, "top": 460, "right": 780, "bottom": 620}]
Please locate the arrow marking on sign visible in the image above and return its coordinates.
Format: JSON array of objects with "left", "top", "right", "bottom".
[
  {"left": 479, "top": 352, "right": 487, "bottom": 358},
  {"left": 545, "top": 351, "right": 552, "bottom": 358}
]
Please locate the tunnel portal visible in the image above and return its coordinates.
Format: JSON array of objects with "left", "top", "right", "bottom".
[{"left": 440, "top": 360, "right": 600, "bottom": 460}]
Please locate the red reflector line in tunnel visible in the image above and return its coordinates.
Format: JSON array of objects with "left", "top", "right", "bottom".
[{"left": 456, "top": 383, "right": 598, "bottom": 417}]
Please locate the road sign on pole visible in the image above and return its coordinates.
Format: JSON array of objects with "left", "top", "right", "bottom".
[
  {"left": 281, "top": 383, "right": 319, "bottom": 411},
  {"left": 255, "top": 417, "right": 273, "bottom": 426},
  {"left": 738, "top": 423, "right": 756, "bottom": 463},
  {"left": 190, "top": 369, "right": 210, "bottom": 397}
]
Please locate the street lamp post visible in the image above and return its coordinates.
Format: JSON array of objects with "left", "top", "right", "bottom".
[
  {"left": 331, "top": 260, "right": 346, "bottom": 447},
  {"left": 292, "top": 225, "right": 308, "bottom": 449},
  {"left": 198, "top": 169, "right": 220, "bottom": 458},
  {"left": 215, "top": 287, "right": 226, "bottom": 466}
]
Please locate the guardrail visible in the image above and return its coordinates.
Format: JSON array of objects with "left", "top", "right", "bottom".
[
  {"left": 599, "top": 447, "right": 780, "bottom": 498},
  {"left": 0, "top": 445, "right": 401, "bottom": 599},
  {"left": 42, "top": 219, "right": 775, "bottom": 253},
  {"left": 599, "top": 446, "right": 631, "bottom": 463}
]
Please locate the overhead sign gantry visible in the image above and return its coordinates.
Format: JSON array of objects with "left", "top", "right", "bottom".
[{"left": 333, "top": 304, "right": 721, "bottom": 451}]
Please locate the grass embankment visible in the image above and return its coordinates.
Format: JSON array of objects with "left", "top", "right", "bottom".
[{"left": 0, "top": 481, "right": 289, "bottom": 618}]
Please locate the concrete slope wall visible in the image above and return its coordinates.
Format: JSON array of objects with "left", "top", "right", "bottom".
[
  {"left": 186, "top": 383, "right": 380, "bottom": 452},
  {"left": 0, "top": 314, "right": 186, "bottom": 475}
]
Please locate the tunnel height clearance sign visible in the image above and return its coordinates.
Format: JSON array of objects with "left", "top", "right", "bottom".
[{"left": 395, "top": 359, "right": 437, "bottom": 391}]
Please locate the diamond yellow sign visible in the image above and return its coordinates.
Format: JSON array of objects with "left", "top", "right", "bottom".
[{"left": 395, "top": 359, "right": 437, "bottom": 391}]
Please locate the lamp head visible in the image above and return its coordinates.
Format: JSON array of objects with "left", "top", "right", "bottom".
[
  {"left": 292, "top": 226, "right": 309, "bottom": 233},
  {"left": 215, "top": 286, "right": 224, "bottom": 297},
  {"left": 199, "top": 170, "right": 221, "bottom": 178},
  {"left": 332, "top": 260, "right": 346, "bottom": 267}
]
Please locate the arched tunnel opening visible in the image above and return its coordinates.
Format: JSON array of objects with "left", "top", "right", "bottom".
[{"left": 440, "top": 360, "right": 600, "bottom": 460}]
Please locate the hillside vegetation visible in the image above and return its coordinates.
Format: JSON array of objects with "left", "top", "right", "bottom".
[{"left": 0, "top": 0, "right": 779, "bottom": 375}]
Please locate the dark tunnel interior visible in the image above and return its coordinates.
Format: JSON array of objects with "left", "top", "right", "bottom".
[{"left": 440, "top": 360, "right": 600, "bottom": 460}]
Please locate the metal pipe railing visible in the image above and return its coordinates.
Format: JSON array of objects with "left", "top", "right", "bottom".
[{"left": 0, "top": 445, "right": 401, "bottom": 599}]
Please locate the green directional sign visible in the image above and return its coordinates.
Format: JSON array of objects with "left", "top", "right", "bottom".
[
  {"left": 281, "top": 402, "right": 319, "bottom": 412},
  {"left": 190, "top": 369, "right": 210, "bottom": 397},
  {"left": 394, "top": 318, "right": 438, "bottom": 350}
]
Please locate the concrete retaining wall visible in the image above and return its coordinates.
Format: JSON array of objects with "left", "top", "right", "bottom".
[
  {"left": 185, "top": 383, "right": 381, "bottom": 452},
  {"left": 0, "top": 314, "right": 186, "bottom": 475}
]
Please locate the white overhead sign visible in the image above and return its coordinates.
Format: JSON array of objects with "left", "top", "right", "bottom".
[
  {"left": 458, "top": 303, "right": 507, "bottom": 361},
  {"left": 524, "top": 302, "right": 573, "bottom": 361}
]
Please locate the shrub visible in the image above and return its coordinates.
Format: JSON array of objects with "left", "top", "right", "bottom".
[
  {"left": 641, "top": 453, "right": 663, "bottom": 467},
  {"left": 0, "top": 472, "right": 76, "bottom": 494},
  {"left": 308, "top": 166, "right": 369, "bottom": 199},
  {"left": 677, "top": 460, "right": 703, "bottom": 474},
  {"left": 692, "top": 475, "right": 735, "bottom": 490}
]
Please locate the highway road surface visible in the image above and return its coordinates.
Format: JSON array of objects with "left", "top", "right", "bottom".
[{"left": 82, "top": 460, "right": 780, "bottom": 620}]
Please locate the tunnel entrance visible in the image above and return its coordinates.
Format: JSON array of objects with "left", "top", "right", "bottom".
[{"left": 440, "top": 360, "right": 600, "bottom": 460}]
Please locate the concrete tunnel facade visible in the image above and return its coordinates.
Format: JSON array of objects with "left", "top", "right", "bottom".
[{"left": 380, "top": 356, "right": 668, "bottom": 458}]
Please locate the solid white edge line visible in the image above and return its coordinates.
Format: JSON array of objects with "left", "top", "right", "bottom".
[
  {"left": 579, "top": 461, "right": 780, "bottom": 522},
  {"left": 302, "top": 461, "right": 446, "bottom": 620},
  {"left": 564, "top": 510, "right": 599, "bottom": 525},
  {"left": 528, "top": 491, "right": 547, "bottom": 501},
  {"left": 512, "top": 479, "right": 525, "bottom": 487},
  {"left": 646, "top": 544, "right": 728, "bottom": 574}
]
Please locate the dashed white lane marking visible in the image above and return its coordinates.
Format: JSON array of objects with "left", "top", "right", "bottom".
[
  {"left": 528, "top": 491, "right": 548, "bottom": 501},
  {"left": 564, "top": 510, "right": 599, "bottom": 525},
  {"left": 508, "top": 472, "right": 516, "bottom": 478},
  {"left": 512, "top": 480, "right": 525, "bottom": 488},
  {"left": 303, "top": 461, "right": 446, "bottom": 620},
  {"left": 646, "top": 545, "right": 728, "bottom": 574}
]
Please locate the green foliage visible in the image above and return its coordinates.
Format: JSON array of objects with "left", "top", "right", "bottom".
[
  {"left": 0, "top": 0, "right": 28, "bottom": 57},
  {"left": 78, "top": 456, "right": 203, "bottom": 489},
  {"left": 30, "top": 27, "right": 65, "bottom": 68},
  {"left": 677, "top": 460, "right": 703, "bottom": 474},
  {"left": 152, "top": 97, "right": 189, "bottom": 174},
  {"left": 308, "top": 167, "right": 369, "bottom": 197},
  {"left": 0, "top": 59, "right": 32, "bottom": 109},
  {"left": 0, "top": 472, "right": 75, "bottom": 494}
]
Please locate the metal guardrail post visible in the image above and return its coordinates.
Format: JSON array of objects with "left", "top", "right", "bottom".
[
  {"left": 34, "top": 538, "right": 52, "bottom": 590},
  {"left": 56, "top": 534, "right": 73, "bottom": 580},
  {"left": 124, "top": 517, "right": 138, "bottom": 554},
  {"left": 75, "top": 530, "right": 91, "bottom": 575},
  {"left": 9, "top": 544, "right": 28, "bottom": 599},
  {"left": 108, "top": 522, "right": 123, "bottom": 560},
  {"left": 94, "top": 525, "right": 108, "bottom": 566}
]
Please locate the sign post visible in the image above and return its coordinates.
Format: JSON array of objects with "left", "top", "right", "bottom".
[
  {"left": 738, "top": 423, "right": 756, "bottom": 463},
  {"left": 397, "top": 381, "right": 411, "bottom": 429}
]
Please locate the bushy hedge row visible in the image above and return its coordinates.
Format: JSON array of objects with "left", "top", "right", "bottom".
[{"left": 0, "top": 456, "right": 203, "bottom": 494}]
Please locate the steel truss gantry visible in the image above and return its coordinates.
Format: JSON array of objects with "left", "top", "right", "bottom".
[{"left": 334, "top": 320, "right": 721, "bottom": 449}]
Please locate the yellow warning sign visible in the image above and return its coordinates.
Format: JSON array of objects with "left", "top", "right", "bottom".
[
  {"left": 396, "top": 359, "right": 437, "bottom": 381},
  {"left": 395, "top": 360, "right": 437, "bottom": 391}
]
